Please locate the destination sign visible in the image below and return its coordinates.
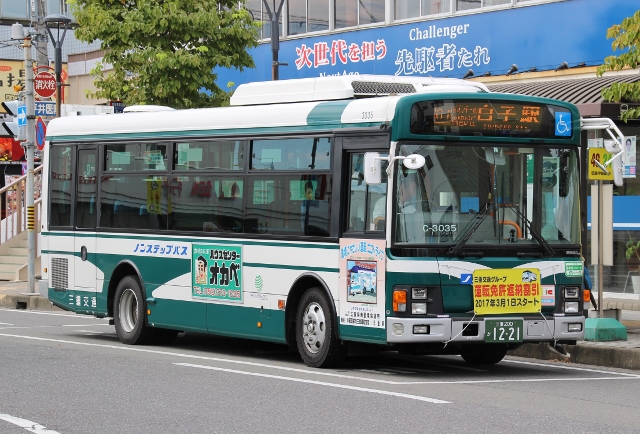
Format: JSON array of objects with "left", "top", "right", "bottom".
[{"left": 410, "top": 100, "right": 572, "bottom": 139}]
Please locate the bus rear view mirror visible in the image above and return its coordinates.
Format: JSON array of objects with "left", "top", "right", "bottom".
[
  {"left": 610, "top": 152, "right": 623, "bottom": 187},
  {"left": 364, "top": 152, "right": 382, "bottom": 185},
  {"left": 403, "top": 154, "right": 426, "bottom": 170}
]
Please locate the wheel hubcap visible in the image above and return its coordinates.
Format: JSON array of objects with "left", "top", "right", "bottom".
[
  {"left": 118, "top": 288, "right": 138, "bottom": 333},
  {"left": 302, "top": 302, "right": 325, "bottom": 354}
]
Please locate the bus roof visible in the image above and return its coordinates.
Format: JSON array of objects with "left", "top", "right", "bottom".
[{"left": 230, "top": 74, "right": 489, "bottom": 106}]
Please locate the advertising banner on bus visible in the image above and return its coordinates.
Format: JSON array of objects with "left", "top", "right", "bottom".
[{"left": 339, "top": 239, "right": 386, "bottom": 329}]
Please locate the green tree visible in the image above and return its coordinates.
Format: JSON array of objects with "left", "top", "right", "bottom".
[
  {"left": 69, "top": 0, "right": 260, "bottom": 108},
  {"left": 597, "top": 10, "right": 640, "bottom": 121}
]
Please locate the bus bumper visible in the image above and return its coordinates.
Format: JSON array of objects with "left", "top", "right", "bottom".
[{"left": 386, "top": 316, "right": 585, "bottom": 343}]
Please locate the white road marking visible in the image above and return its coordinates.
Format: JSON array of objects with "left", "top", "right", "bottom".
[
  {"left": 0, "top": 413, "right": 60, "bottom": 433},
  {"left": 0, "top": 322, "right": 13, "bottom": 325},
  {"left": 0, "top": 308, "right": 95, "bottom": 318},
  {"left": 175, "top": 362, "right": 450, "bottom": 404},
  {"left": 0, "top": 332, "right": 638, "bottom": 385},
  {"left": 504, "top": 358, "right": 640, "bottom": 377}
]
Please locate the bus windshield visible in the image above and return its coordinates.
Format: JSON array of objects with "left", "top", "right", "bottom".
[{"left": 393, "top": 142, "right": 580, "bottom": 248}]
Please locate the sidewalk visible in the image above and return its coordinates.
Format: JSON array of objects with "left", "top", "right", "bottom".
[{"left": 1, "top": 280, "right": 640, "bottom": 370}]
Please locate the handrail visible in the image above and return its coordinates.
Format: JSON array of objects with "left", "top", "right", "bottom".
[{"left": 1, "top": 165, "right": 44, "bottom": 247}]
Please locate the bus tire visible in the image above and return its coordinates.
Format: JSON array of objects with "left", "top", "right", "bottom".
[
  {"left": 296, "top": 287, "right": 346, "bottom": 368},
  {"left": 114, "top": 276, "right": 154, "bottom": 345},
  {"left": 460, "top": 346, "right": 508, "bottom": 365}
]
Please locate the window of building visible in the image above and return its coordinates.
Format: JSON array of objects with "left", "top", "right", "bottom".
[
  {"left": 335, "top": 0, "right": 384, "bottom": 29},
  {"left": 396, "top": 0, "right": 451, "bottom": 19},
  {"left": 288, "top": 0, "right": 330, "bottom": 35},
  {"left": 456, "top": 0, "right": 510, "bottom": 12},
  {"left": 2, "top": 0, "right": 29, "bottom": 19}
]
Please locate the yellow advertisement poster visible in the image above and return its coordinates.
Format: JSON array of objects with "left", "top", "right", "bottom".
[
  {"left": 473, "top": 268, "right": 541, "bottom": 314},
  {"left": 146, "top": 177, "right": 162, "bottom": 214},
  {"left": 588, "top": 148, "right": 614, "bottom": 181}
]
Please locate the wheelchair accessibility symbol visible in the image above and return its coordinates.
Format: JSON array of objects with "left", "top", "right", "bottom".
[{"left": 555, "top": 112, "right": 572, "bottom": 137}]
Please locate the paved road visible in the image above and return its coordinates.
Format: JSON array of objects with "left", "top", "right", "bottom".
[{"left": 1, "top": 308, "right": 640, "bottom": 433}]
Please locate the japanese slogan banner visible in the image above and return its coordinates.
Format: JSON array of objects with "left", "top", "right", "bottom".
[
  {"left": 193, "top": 244, "right": 242, "bottom": 302},
  {"left": 473, "top": 268, "right": 541, "bottom": 315}
]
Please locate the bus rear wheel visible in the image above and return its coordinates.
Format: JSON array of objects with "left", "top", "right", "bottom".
[
  {"left": 460, "top": 346, "right": 508, "bottom": 365},
  {"left": 296, "top": 287, "right": 346, "bottom": 368},
  {"left": 114, "top": 276, "right": 154, "bottom": 345}
]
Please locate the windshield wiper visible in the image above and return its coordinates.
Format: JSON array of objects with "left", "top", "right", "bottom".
[
  {"left": 501, "top": 201, "right": 555, "bottom": 257},
  {"left": 447, "top": 202, "right": 495, "bottom": 257}
]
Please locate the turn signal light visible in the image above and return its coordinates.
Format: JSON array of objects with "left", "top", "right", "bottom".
[
  {"left": 278, "top": 299, "right": 285, "bottom": 309},
  {"left": 393, "top": 290, "right": 407, "bottom": 312},
  {"left": 583, "top": 289, "right": 590, "bottom": 303}
]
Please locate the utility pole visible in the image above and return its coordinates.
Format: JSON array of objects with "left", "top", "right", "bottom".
[
  {"left": 25, "top": 35, "right": 36, "bottom": 295},
  {"left": 35, "top": 0, "right": 49, "bottom": 69}
]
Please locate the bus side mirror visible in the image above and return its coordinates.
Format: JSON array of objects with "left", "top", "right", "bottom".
[
  {"left": 364, "top": 152, "right": 383, "bottom": 185},
  {"left": 611, "top": 153, "right": 623, "bottom": 187}
]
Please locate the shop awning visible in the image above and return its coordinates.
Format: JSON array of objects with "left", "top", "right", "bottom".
[{"left": 487, "top": 74, "right": 640, "bottom": 118}]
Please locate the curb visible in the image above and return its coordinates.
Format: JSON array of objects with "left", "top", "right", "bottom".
[
  {"left": 0, "top": 293, "right": 63, "bottom": 312},
  {"left": 509, "top": 342, "right": 640, "bottom": 371}
]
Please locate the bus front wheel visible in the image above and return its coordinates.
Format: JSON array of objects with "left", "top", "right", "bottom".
[
  {"left": 296, "top": 287, "right": 346, "bottom": 368},
  {"left": 114, "top": 276, "right": 154, "bottom": 345}
]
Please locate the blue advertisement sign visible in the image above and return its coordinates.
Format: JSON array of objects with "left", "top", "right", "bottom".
[{"left": 214, "top": 0, "right": 639, "bottom": 88}]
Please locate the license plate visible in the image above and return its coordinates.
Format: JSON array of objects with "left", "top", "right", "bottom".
[{"left": 484, "top": 320, "right": 523, "bottom": 343}]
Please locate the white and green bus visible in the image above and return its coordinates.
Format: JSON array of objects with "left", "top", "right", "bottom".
[{"left": 42, "top": 75, "right": 588, "bottom": 368}]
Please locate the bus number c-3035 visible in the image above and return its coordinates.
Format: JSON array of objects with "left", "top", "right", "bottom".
[{"left": 423, "top": 224, "right": 457, "bottom": 235}]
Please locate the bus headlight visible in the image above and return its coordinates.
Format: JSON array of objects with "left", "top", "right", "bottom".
[
  {"left": 564, "top": 286, "right": 579, "bottom": 299},
  {"left": 564, "top": 302, "right": 579, "bottom": 314},
  {"left": 412, "top": 303, "right": 427, "bottom": 315}
]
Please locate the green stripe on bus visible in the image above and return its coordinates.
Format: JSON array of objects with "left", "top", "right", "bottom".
[{"left": 306, "top": 100, "right": 351, "bottom": 125}]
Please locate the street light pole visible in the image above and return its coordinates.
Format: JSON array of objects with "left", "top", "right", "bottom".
[
  {"left": 262, "top": 0, "right": 287, "bottom": 80},
  {"left": 44, "top": 14, "right": 71, "bottom": 118},
  {"left": 24, "top": 34, "right": 36, "bottom": 294}
]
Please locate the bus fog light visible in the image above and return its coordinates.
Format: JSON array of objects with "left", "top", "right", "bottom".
[
  {"left": 564, "top": 302, "right": 579, "bottom": 314},
  {"left": 392, "top": 323, "right": 404, "bottom": 336},
  {"left": 568, "top": 323, "right": 582, "bottom": 332},
  {"left": 564, "top": 286, "right": 579, "bottom": 299},
  {"left": 413, "top": 325, "right": 429, "bottom": 334},
  {"left": 412, "top": 303, "right": 427, "bottom": 314}
]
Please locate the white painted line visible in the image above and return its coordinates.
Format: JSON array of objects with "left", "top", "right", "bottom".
[
  {"left": 60, "top": 324, "right": 110, "bottom": 327},
  {"left": 0, "top": 413, "right": 60, "bottom": 433},
  {"left": 504, "top": 359, "right": 640, "bottom": 377},
  {"left": 389, "top": 376, "right": 640, "bottom": 385},
  {"left": 0, "top": 308, "right": 96, "bottom": 319},
  {"left": 0, "top": 322, "right": 13, "bottom": 325},
  {"left": 175, "top": 362, "right": 450, "bottom": 404},
  {"left": 0, "top": 332, "right": 638, "bottom": 385}
]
